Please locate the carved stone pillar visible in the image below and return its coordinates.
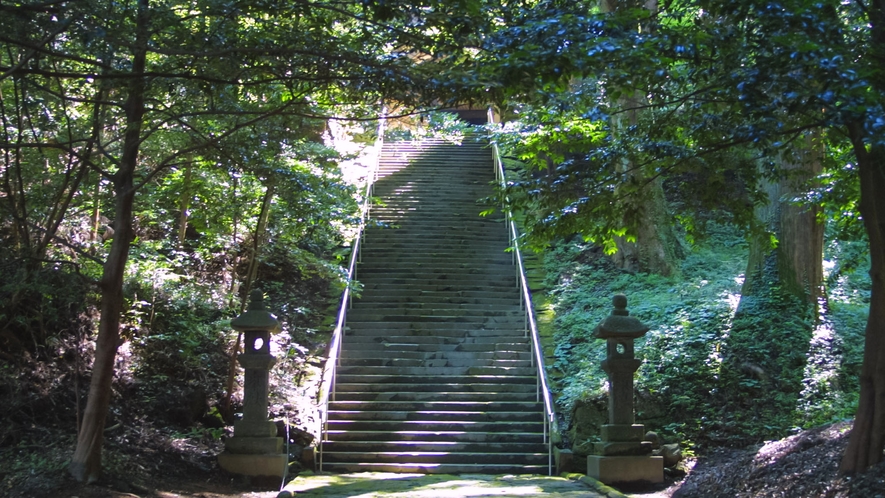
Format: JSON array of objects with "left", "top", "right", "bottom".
[
  {"left": 218, "top": 290, "right": 287, "bottom": 479},
  {"left": 587, "top": 294, "right": 663, "bottom": 484}
]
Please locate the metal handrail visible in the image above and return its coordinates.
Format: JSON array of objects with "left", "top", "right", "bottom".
[
  {"left": 487, "top": 108, "right": 557, "bottom": 476},
  {"left": 316, "top": 111, "right": 386, "bottom": 470}
]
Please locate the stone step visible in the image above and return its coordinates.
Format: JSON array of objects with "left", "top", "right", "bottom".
[
  {"left": 380, "top": 146, "right": 490, "bottom": 152},
  {"left": 372, "top": 189, "right": 490, "bottom": 195},
  {"left": 355, "top": 290, "right": 518, "bottom": 300},
  {"left": 372, "top": 192, "right": 490, "bottom": 198},
  {"left": 340, "top": 357, "right": 532, "bottom": 368},
  {"left": 338, "top": 343, "right": 530, "bottom": 354},
  {"left": 362, "top": 221, "right": 503, "bottom": 231},
  {"left": 366, "top": 214, "right": 499, "bottom": 222},
  {"left": 333, "top": 382, "right": 537, "bottom": 393},
  {"left": 337, "top": 365, "right": 536, "bottom": 377},
  {"left": 373, "top": 177, "right": 492, "bottom": 184},
  {"left": 343, "top": 325, "right": 524, "bottom": 335},
  {"left": 324, "top": 419, "right": 542, "bottom": 433},
  {"left": 357, "top": 253, "right": 511, "bottom": 263},
  {"left": 341, "top": 334, "right": 528, "bottom": 343},
  {"left": 358, "top": 280, "right": 516, "bottom": 291},
  {"left": 321, "top": 440, "right": 547, "bottom": 454},
  {"left": 331, "top": 391, "right": 540, "bottom": 403},
  {"left": 324, "top": 427, "right": 545, "bottom": 445},
  {"left": 377, "top": 161, "right": 492, "bottom": 169},
  {"left": 378, "top": 158, "right": 492, "bottom": 165},
  {"left": 377, "top": 160, "right": 492, "bottom": 165},
  {"left": 342, "top": 336, "right": 527, "bottom": 347},
  {"left": 371, "top": 198, "right": 492, "bottom": 206},
  {"left": 346, "top": 309, "right": 523, "bottom": 320},
  {"left": 327, "top": 400, "right": 543, "bottom": 413},
  {"left": 358, "top": 240, "right": 509, "bottom": 249},
  {"left": 348, "top": 300, "right": 524, "bottom": 317},
  {"left": 359, "top": 235, "right": 506, "bottom": 245},
  {"left": 318, "top": 462, "right": 548, "bottom": 474},
  {"left": 327, "top": 409, "right": 542, "bottom": 423},
  {"left": 349, "top": 289, "right": 519, "bottom": 301},
  {"left": 351, "top": 296, "right": 520, "bottom": 306},
  {"left": 343, "top": 328, "right": 524, "bottom": 338},
  {"left": 344, "top": 310, "right": 522, "bottom": 320},
  {"left": 364, "top": 218, "right": 502, "bottom": 228},
  {"left": 343, "top": 320, "right": 523, "bottom": 331},
  {"left": 380, "top": 148, "right": 491, "bottom": 154},
  {"left": 355, "top": 267, "right": 515, "bottom": 277},
  {"left": 320, "top": 451, "right": 547, "bottom": 465},
  {"left": 364, "top": 220, "right": 501, "bottom": 228},
  {"left": 340, "top": 350, "right": 533, "bottom": 361},
  {"left": 372, "top": 181, "right": 490, "bottom": 187}
]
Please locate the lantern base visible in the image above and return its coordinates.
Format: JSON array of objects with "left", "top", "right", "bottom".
[
  {"left": 587, "top": 455, "right": 663, "bottom": 485},
  {"left": 218, "top": 450, "right": 287, "bottom": 478}
]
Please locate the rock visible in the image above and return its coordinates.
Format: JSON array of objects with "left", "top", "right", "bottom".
[
  {"left": 567, "top": 397, "right": 607, "bottom": 455},
  {"left": 572, "top": 438, "right": 597, "bottom": 456},
  {"left": 644, "top": 431, "right": 661, "bottom": 450},
  {"left": 163, "top": 386, "right": 208, "bottom": 426},
  {"left": 301, "top": 446, "right": 316, "bottom": 470},
  {"left": 275, "top": 421, "right": 315, "bottom": 447},
  {"left": 555, "top": 447, "right": 575, "bottom": 473},
  {"left": 661, "top": 443, "right": 683, "bottom": 467}
]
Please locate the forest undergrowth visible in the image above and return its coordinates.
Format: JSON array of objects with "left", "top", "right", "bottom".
[
  {"left": 0, "top": 247, "right": 339, "bottom": 497},
  {"left": 544, "top": 224, "right": 870, "bottom": 453}
]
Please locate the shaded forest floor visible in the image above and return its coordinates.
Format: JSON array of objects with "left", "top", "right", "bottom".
[{"left": 4, "top": 420, "right": 885, "bottom": 497}]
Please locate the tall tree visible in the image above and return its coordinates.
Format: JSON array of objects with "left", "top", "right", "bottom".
[
  {"left": 479, "top": 0, "right": 885, "bottom": 470},
  {"left": 601, "top": 0, "right": 682, "bottom": 276},
  {"left": 740, "top": 136, "right": 825, "bottom": 307},
  {"left": 1, "top": 0, "right": 494, "bottom": 482}
]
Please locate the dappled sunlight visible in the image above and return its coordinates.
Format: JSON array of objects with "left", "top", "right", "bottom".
[
  {"left": 794, "top": 308, "right": 849, "bottom": 425},
  {"left": 281, "top": 472, "right": 598, "bottom": 497},
  {"left": 406, "top": 478, "right": 550, "bottom": 497}
]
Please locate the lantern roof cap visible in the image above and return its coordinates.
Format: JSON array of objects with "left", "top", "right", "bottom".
[
  {"left": 593, "top": 294, "right": 649, "bottom": 339},
  {"left": 231, "top": 290, "right": 281, "bottom": 332}
]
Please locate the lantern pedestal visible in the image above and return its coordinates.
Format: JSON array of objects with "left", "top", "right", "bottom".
[
  {"left": 218, "top": 452, "right": 287, "bottom": 479},
  {"left": 587, "top": 455, "right": 664, "bottom": 484}
]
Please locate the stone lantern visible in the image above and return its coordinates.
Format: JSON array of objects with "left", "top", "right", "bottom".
[
  {"left": 587, "top": 294, "right": 663, "bottom": 484},
  {"left": 218, "top": 290, "right": 287, "bottom": 479}
]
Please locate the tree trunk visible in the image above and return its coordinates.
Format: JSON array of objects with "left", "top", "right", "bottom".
[
  {"left": 840, "top": 121, "right": 885, "bottom": 473},
  {"left": 220, "top": 181, "right": 274, "bottom": 422},
  {"left": 600, "top": 0, "right": 682, "bottom": 276},
  {"left": 68, "top": 0, "right": 148, "bottom": 483},
  {"left": 610, "top": 177, "right": 683, "bottom": 276},
  {"left": 740, "top": 134, "right": 824, "bottom": 307},
  {"left": 240, "top": 182, "right": 274, "bottom": 302},
  {"left": 177, "top": 163, "right": 193, "bottom": 248}
]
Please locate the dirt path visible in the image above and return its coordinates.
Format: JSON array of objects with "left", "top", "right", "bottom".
[{"left": 277, "top": 472, "right": 616, "bottom": 497}]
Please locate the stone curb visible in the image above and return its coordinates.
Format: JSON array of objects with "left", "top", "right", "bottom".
[{"left": 562, "top": 472, "right": 629, "bottom": 498}]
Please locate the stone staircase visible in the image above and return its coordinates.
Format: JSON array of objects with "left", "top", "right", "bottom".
[{"left": 320, "top": 136, "right": 549, "bottom": 474}]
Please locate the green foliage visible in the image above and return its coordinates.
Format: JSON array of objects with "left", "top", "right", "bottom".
[
  {"left": 385, "top": 111, "right": 478, "bottom": 143},
  {"left": 477, "top": 0, "right": 882, "bottom": 260},
  {"left": 0, "top": 256, "right": 93, "bottom": 355},
  {"left": 713, "top": 284, "right": 816, "bottom": 444},
  {"left": 546, "top": 225, "right": 867, "bottom": 448}
]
